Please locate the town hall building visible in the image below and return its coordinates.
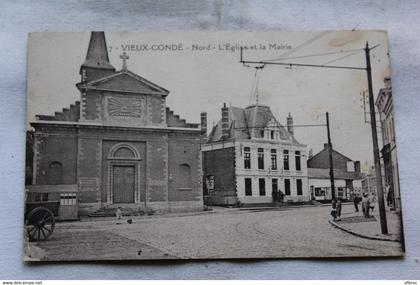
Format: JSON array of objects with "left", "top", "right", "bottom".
[
  {"left": 202, "top": 103, "right": 309, "bottom": 206},
  {"left": 29, "top": 32, "right": 204, "bottom": 215}
]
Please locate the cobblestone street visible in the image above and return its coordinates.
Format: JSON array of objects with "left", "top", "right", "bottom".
[{"left": 27, "top": 206, "right": 404, "bottom": 261}]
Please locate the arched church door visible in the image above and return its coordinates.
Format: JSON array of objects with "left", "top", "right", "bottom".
[{"left": 109, "top": 145, "right": 139, "bottom": 204}]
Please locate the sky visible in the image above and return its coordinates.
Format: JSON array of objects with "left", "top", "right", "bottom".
[{"left": 27, "top": 30, "right": 391, "bottom": 171}]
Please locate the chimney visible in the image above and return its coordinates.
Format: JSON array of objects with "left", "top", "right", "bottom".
[
  {"left": 287, "top": 113, "right": 294, "bottom": 135},
  {"left": 221, "top": 103, "right": 229, "bottom": 140},
  {"left": 354, "top": 161, "right": 361, "bottom": 173},
  {"left": 200, "top": 112, "right": 207, "bottom": 135},
  {"left": 308, "top": 148, "right": 313, "bottom": 159},
  {"left": 384, "top": 76, "right": 392, "bottom": 89}
]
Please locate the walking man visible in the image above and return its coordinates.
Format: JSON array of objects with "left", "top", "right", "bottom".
[
  {"left": 353, "top": 194, "right": 361, "bottom": 212},
  {"left": 362, "top": 193, "right": 370, "bottom": 218}
]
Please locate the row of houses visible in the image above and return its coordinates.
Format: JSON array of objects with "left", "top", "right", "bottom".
[{"left": 27, "top": 32, "right": 377, "bottom": 218}]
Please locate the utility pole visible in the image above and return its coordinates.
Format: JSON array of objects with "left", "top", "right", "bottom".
[
  {"left": 239, "top": 42, "right": 389, "bottom": 234},
  {"left": 326, "top": 112, "right": 336, "bottom": 201},
  {"left": 365, "top": 42, "right": 388, "bottom": 234}
]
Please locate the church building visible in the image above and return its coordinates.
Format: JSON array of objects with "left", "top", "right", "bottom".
[
  {"left": 29, "top": 32, "right": 204, "bottom": 215},
  {"left": 202, "top": 103, "right": 309, "bottom": 206}
]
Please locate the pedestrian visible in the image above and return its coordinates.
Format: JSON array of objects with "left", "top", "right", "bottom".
[
  {"left": 386, "top": 184, "right": 393, "bottom": 207},
  {"left": 272, "top": 189, "right": 278, "bottom": 205},
  {"left": 116, "top": 207, "right": 122, "bottom": 220},
  {"left": 331, "top": 199, "right": 337, "bottom": 221},
  {"left": 353, "top": 194, "right": 361, "bottom": 212},
  {"left": 369, "top": 193, "right": 377, "bottom": 217},
  {"left": 361, "top": 193, "right": 370, "bottom": 218},
  {"left": 278, "top": 190, "right": 285, "bottom": 203},
  {"left": 336, "top": 199, "right": 342, "bottom": 221}
]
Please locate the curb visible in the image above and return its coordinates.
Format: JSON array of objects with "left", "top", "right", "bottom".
[{"left": 328, "top": 219, "right": 400, "bottom": 242}]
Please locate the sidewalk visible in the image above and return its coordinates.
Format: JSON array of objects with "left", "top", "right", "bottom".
[{"left": 329, "top": 203, "right": 402, "bottom": 242}]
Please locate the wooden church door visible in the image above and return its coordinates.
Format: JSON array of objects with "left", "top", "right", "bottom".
[{"left": 113, "top": 165, "right": 135, "bottom": 203}]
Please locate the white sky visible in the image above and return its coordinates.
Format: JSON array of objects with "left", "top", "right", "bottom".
[{"left": 27, "top": 31, "right": 391, "bottom": 170}]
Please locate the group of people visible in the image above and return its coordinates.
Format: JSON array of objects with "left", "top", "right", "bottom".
[
  {"left": 272, "top": 189, "right": 285, "bottom": 203},
  {"left": 353, "top": 192, "right": 376, "bottom": 218},
  {"left": 331, "top": 192, "right": 377, "bottom": 221}
]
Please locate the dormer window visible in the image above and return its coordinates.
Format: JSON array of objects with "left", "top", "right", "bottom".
[
  {"left": 270, "top": 130, "right": 275, "bottom": 139},
  {"left": 260, "top": 130, "right": 265, "bottom": 138}
]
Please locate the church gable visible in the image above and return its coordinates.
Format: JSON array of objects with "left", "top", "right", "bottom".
[{"left": 78, "top": 71, "right": 169, "bottom": 96}]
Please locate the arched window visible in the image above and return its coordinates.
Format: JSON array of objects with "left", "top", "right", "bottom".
[
  {"left": 113, "top": 146, "right": 135, "bottom": 158},
  {"left": 108, "top": 143, "right": 140, "bottom": 160},
  {"left": 179, "top": 163, "right": 192, "bottom": 189},
  {"left": 48, "top": 161, "right": 63, "bottom": 185}
]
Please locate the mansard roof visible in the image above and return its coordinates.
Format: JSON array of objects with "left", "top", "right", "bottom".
[
  {"left": 76, "top": 69, "right": 169, "bottom": 96},
  {"left": 207, "top": 104, "right": 302, "bottom": 145}
]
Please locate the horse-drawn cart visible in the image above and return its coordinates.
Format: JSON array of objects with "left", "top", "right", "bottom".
[{"left": 25, "top": 186, "right": 78, "bottom": 241}]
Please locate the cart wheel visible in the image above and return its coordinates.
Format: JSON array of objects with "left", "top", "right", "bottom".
[{"left": 26, "top": 207, "right": 55, "bottom": 241}]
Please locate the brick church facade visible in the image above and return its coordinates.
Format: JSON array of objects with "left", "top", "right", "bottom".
[{"left": 30, "top": 32, "right": 204, "bottom": 215}]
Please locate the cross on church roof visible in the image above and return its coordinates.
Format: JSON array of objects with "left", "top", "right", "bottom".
[{"left": 120, "top": 52, "right": 129, "bottom": 70}]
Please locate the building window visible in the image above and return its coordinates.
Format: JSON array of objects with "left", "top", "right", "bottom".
[
  {"left": 258, "top": 148, "right": 264, "bottom": 170},
  {"left": 259, "top": 178, "right": 266, "bottom": 196},
  {"left": 245, "top": 178, "right": 252, "bottom": 196},
  {"left": 272, "top": 178, "right": 278, "bottom": 192},
  {"left": 244, "top": 147, "right": 251, "bottom": 169},
  {"left": 284, "top": 179, "right": 291, "bottom": 195},
  {"left": 295, "top": 151, "right": 301, "bottom": 171},
  {"left": 48, "top": 161, "right": 63, "bottom": 185},
  {"left": 60, "top": 193, "right": 77, "bottom": 206},
  {"left": 283, "top": 150, "right": 289, "bottom": 170},
  {"left": 260, "top": 130, "right": 265, "bottom": 138},
  {"left": 297, "top": 179, "right": 303, "bottom": 195},
  {"left": 270, "top": 130, "right": 275, "bottom": 139},
  {"left": 34, "top": 193, "right": 49, "bottom": 202},
  {"left": 179, "top": 164, "right": 192, "bottom": 189},
  {"left": 271, "top": 149, "right": 277, "bottom": 170}
]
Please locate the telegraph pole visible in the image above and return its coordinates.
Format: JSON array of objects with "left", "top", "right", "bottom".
[
  {"left": 365, "top": 42, "right": 388, "bottom": 234},
  {"left": 240, "top": 42, "right": 389, "bottom": 234},
  {"left": 326, "top": 112, "right": 336, "bottom": 201}
]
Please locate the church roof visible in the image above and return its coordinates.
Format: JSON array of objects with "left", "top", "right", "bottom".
[
  {"left": 76, "top": 69, "right": 169, "bottom": 96},
  {"left": 207, "top": 104, "right": 302, "bottom": 145},
  {"left": 81, "top": 31, "right": 115, "bottom": 71}
]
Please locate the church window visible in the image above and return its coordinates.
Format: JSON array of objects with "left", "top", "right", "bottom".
[
  {"left": 258, "top": 148, "right": 264, "bottom": 170},
  {"left": 179, "top": 164, "right": 192, "bottom": 189},
  {"left": 244, "top": 147, "right": 251, "bottom": 169},
  {"left": 82, "top": 69, "right": 87, "bottom": 82},
  {"left": 114, "top": 146, "right": 135, "bottom": 158},
  {"left": 48, "top": 161, "right": 63, "bottom": 185}
]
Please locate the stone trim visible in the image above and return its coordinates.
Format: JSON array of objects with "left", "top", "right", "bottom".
[{"left": 107, "top": 160, "right": 141, "bottom": 204}]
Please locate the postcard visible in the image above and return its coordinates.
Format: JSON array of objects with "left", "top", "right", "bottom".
[{"left": 24, "top": 30, "right": 404, "bottom": 260}]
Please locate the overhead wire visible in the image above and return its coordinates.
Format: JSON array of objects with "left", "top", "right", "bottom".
[
  {"left": 264, "top": 48, "right": 364, "bottom": 62},
  {"left": 267, "top": 31, "right": 330, "bottom": 62},
  {"left": 320, "top": 50, "right": 362, "bottom": 65}
]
